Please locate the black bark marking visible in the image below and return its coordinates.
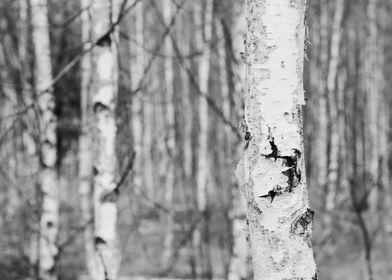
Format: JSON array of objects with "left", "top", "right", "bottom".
[
  {"left": 245, "top": 131, "right": 251, "bottom": 141},
  {"left": 261, "top": 136, "right": 302, "bottom": 195},
  {"left": 94, "top": 236, "right": 106, "bottom": 246},
  {"left": 290, "top": 208, "right": 314, "bottom": 236},
  {"left": 93, "top": 101, "right": 110, "bottom": 113},
  {"left": 259, "top": 189, "right": 277, "bottom": 203},
  {"left": 281, "top": 149, "right": 302, "bottom": 192},
  {"left": 96, "top": 31, "right": 112, "bottom": 47},
  {"left": 265, "top": 138, "right": 279, "bottom": 160},
  {"left": 100, "top": 189, "right": 119, "bottom": 203},
  {"left": 93, "top": 166, "right": 99, "bottom": 176}
]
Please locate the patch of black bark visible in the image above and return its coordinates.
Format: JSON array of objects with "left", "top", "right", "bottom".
[
  {"left": 93, "top": 101, "right": 110, "bottom": 113},
  {"left": 260, "top": 137, "right": 302, "bottom": 202},
  {"left": 94, "top": 236, "right": 106, "bottom": 246},
  {"left": 96, "top": 31, "right": 112, "bottom": 47}
]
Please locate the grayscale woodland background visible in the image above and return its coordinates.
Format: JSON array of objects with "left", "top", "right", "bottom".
[{"left": 0, "top": 0, "right": 391, "bottom": 279}]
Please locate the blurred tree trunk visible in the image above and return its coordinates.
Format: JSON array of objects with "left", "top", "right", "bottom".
[
  {"left": 31, "top": 0, "right": 59, "bottom": 279},
  {"left": 131, "top": 0, "right": 144, "bottom": 198},
  {"left": 325, "top": 0, "right": 345, "bottom": 215},
  {"left": 216, "top": 6, "right": 251, "bottom": 280},
  {"left": 91, "top": 1, "right": 121, "bottom": 279},
  {"left": 366, "top": 0, "right": 379, "bottom": 196},
  {"left": 162, "top": 0, "right": 176, "bottom": 262},
  {"left": 194, "top": 0, "right": 214, "bottom": 277},
  {"left": 79, "top": 0, "right": 98, "bottom": 278},
  {"left": 237, "top": 0, "right": 317, "bottom": 279},
  {"left": 316, "top": 0, "right": 328, "bottom": 199}
]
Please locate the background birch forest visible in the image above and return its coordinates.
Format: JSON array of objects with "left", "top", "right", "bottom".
[{"left": 0, "top": 0, "right": 392, "bottom": 279}]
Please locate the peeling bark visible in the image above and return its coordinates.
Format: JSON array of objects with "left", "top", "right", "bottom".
[
  {"left": 236, "top": 0, "right": 317, "bottom": 278},
  {"left": 91, "top": 1, "right": 121, "bottom": 279}
]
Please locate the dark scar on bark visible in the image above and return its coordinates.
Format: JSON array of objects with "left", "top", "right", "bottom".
[
  {"left": 290, "top": 208, "right": 314, "bottom": 235},
  {"left": 259, "top": 189, "right": 278, "bottom": 203},
  {"left": 93, "top": 101, "right": 110, "bottom": 113},
  {"left": 261, "top": 138, "right": 302, "bottom": 194},
  {"left": 96, "top": 31, "right": 112, "bottom": 47},
  {"left": 94, "top": 236, "right": 106, "bottom": 246}
]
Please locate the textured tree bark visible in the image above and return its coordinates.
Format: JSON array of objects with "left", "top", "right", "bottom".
[
  {"left": 162, "top": 0, "right": 176, "bottom": 262},
  {"left": 31, "top": 0, "right": 59, "bottom": 279},
  {"left": 194, "top": 0, "right": 214, "bottom": 277},
  {"left": 91, "top": 1, "right": 121, "bottom": 279},
  {"left": 79, "top": 0, "right": 99, "bottom": 278},
  {"left": 236, "top": 0, "right": 317, "bottom": 279}
]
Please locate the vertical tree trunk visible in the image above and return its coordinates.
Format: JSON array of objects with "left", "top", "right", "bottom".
[
  {"left": 194, "top": 0, "right": 214, "bottom": 277},
  {"left": 31, "top": 0, "right": 59, "bottom": 279},
  {"left": 79, "top": 0, "right": 98, "bottom": 278},
  {"left": 325, "top": 0, "right": 345, "bottom": 214},
  {"left": 316, "top": 0, "right": 328, "bottom": 197},
  {"left": 236, "top": 0, "right": 317, "bottom": 279},
  {"left": 365, "top": 0, "right": 380, "bottom": 214},
  {"left": 162, "top": 0, "right": 176, "bottom": 262},
  {"left": 216, "top": 7, "right": 251, "bottom": 280},
  {"left": 130, "top": 0, "right": 144, "bottom": 197},
  {"left": 91, "top": 1, "right": 120, "bottom": 279}
]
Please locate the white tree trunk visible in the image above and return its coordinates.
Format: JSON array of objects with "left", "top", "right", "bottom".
[
  {"left": 79, "top": 0, "right": 99, "bottom": 278},
  {"left": 162, "top": 0, "right": 176, "bottom": 262},
  {"left": 316, "top": 0, "right": 328, "bottom": 195},
  {"left": 31, "top": 0, "right": 59, "bottom": 279},
  {"left": 194, "top": 0, "right": 214, "bottom": 276},
  {"left": 130, "top": 0, "right": 144, "bottom": 196},
  {"left": 325, "top": 0, "right": 345, "bottom": 215},
  {"left": 236, "top": 0, "right": 317, "bottom": 279},
  {"left": 366, "top": 0, "right": 380, "bottom": 213},
  {"left": 91, "top": 1, "right": 121, "bottom": 279}
]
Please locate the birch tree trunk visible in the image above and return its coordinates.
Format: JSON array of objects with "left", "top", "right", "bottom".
[
  {"left": 366, "top": 0, "right": 380, "bottom": 213},
  {"left": 325, "top": 0, "right": 345, "bottom": 214},
  {"left": 91, "top": 1, "right": 120, "bottom": 279},
  {"left": 162, "top": 0, "right": 176, "bottom": 262},
  {"left": 236, "top": 0, "right": 317, "bottom": 278},
  {"left": 316, "top": 0, "right": 328, "bottom": 196},
  {"left": 194, "top": 0, "right": 214, "bottom": 277},
  {"left": 31, "top": 0, "right": 59, "bottom": 279},
  {"left": 79, "top": 0, "right": 98, "bottom": 278},
  {"left": 130, "top": 0, "right": 144, "bottom": 197},
  {"left": 216, "top": 6, "right": 251, "bottom": 280}
]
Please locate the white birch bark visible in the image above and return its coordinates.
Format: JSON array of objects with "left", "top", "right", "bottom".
[
  {"left": 236, "top": 0, "right": 317, "bottom": 279},
  {"left": 162, "top": 0, "right": 176, "bottom": 262},
  {"left": 91, "top": 1, "right": 121, "bottom": 279},
  {"left": 325, "top": 0, "right": 345, "bottom": 215},
  {"left": 130, "top": 0, "right": 145, "bottom": 196},
  {"left": 366, "top": 0, "right": 380, "bottom": 212},
  {"left": 194, "top": 0, "right": 214, "bottom": 276},
  {"left": 79, "top": 0, "right": 99, "bottom": 278},
  {"left": 31, "top": 0, "right": 59, "bottom": 279},
  {"left": 316, "top": 0, "right": 328, "bottom": 193}
]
